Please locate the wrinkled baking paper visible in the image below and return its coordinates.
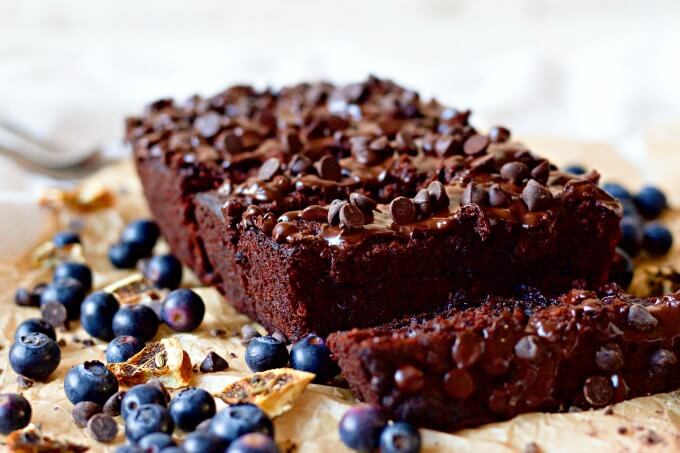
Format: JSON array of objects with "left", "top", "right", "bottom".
[{"left": 1, "top": 135, "right": 680, "bottom": 453}]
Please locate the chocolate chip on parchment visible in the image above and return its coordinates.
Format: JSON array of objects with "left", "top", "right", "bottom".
[
  {"left": 414, "top": 189, "right": 432, "bottom": 216},
  {"left": 200, "top": 351, "right": 230, "bottom": 373},
  {"left": 489, "top": 126, "right": 511, "bottom": 143},
  {"left": 530, "top": 160, "right": 551, "bottom": 185},
  {"left": 87, "top": 413, "right": 118, "bottom": 443},
  {"left": 389, "top": 197, "right": 417, "bottom": 225},
  {"left": 15, "top": 287, "right": 39, "bottom": 307},
  {"left": 349, "top": 193, "right": 377, "bottom": 213},
  {"left": 627, "top": 304, "right": 658, "bottom": 331},
  {"left": 16, "top": 375, "right": 34, "bottom": 389},
  {"left": 103, "top": 391, "right": 125, "bottom": 417},
  {"left": 522, "top": 180, "right": 552, "bottom": 211},
  {"left": 583, "top": 376, "right": 613, "bottom": 407},
  {"left": 314, "top": 155, "right": 342, "bottom": 181},
  {"left": 72, "top": 401, "right": 102, "bottom": 428},
  {"left": 258, "top": 158, "right": 282, "bottom": 181},
  {"left": 427, "top": 181, "right": 449, "bottom": 209},
  {"left": 289, "top": 154, "right": 312, "bottom": 175},
  {"left": 500, "top": 161, "right": 528, "bottom": 184},
  {"left": 595, "top": 343, "right": 624, "bottom": 372},
  {"left": 461, "top": 182, "right": 488, "bottom": 206},
  {"left": 339, "top": 204, "right": 365, "bottom": 230},
  {"left": 210, "top": 328, "right": 227, "bottom": 338},
  {"left": 463, "top": 134, "right": 490, "bottom": 155},
  {"left": 41, "top": 301, "right": 69, "bottom": 328},
  {"left": 488, "top": 184, "right": 509, "bottom": 207}
]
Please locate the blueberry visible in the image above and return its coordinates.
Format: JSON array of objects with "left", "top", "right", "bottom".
[
  {"left": 125, "top": 404, "right": 174, "bottom": 443},
  {"left": 144, "top": 254, "right": 183, "bottom": 290},
  {"left": 245, "top": 336, "right": 289, "bottom": 372},
  {"left": 634, "top": 185, "right": 668, "bottom": 219},
  {"left": 14, "top": 318, "right": 56, "bottom": 342},
  {"left": 168, "top": 387, "right": 216, "bottom": 432},
  {"left": 338, "top": 405, "right": 388, "bottom": 452},
  {"left": 64, "top": 360, "right": 119, "bottom": 405},
  {"left": 620, "top": 199, "right": 640, "bottom": 219},
  {"left": 227, "top": 432, "right": 279, "bottom": 453},
  {"left": 209, "top": 403, "right": 274, "bottom": 444},
  {"left": 643, "top": 223, "right": 674, "bottom": 255},
  {"left": 53, "top": 231, "right": 81, "bottom": 247},
  {"left": 80, "top": 292, "right": 120, "bottom": 341},
  {"left": 564, "top": 164, "right": 586, "bottom": 175},
  {"left": 609, "top": 248, "right": 635, "bottom": 289},
  {"left": 159, "top": 448, "right": 184, "bottom": 453},
  {"left": 40, "top": 278, "right": 86, "bottom": 320},
  {"left": 122, "top": 384, "right": 168, "bottom": 420},
  {"left": 161, "top": 289, "right": 205, "bottom": 332},
  {"left": 54, "top": 261, "right": 93, "bottom": 293},
  {"left": 0, "top": 393, "right": 32, "bottom": 434},
  {"left": 139, "top": 432, "right": 176, "bottom": 452},
  {"left": 601, "top": 182, "right": 632, "bottom": 200},
  {"left": 183, "top": 431, "right": 227, "bottom": 453},
  {"left": 114, "top": 446, "right": 145, "bottom": 453},
  {"left": 290, "top": 335, "right": 338, "bottom": 383},
  {"left": 619, "top": 217, "right": 643, "bottom": 256},
  {"left": 379, "top": 422, "right": 421, "bottom": 453},
  {"left": 9, "top": 332, "right": 61, "bottom": 380},
  {"left": 112, "top": 305, "right": 159, "bottom": 341},
  {"left": 106, "top": 335, "right": 145, "bottom": 363},
  {"left": 14, "top": 287, "right": 40, "bottom": 307},
  {"left": 109, "top": 242, "right": 147, "bottom": 269},
  {"left": 121, "top": 219, "right": 161, "bottom": 256}
]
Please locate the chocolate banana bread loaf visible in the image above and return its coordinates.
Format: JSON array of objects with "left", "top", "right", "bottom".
[{"left": 129, "top": 76, "right": 622, "bottom": 339}]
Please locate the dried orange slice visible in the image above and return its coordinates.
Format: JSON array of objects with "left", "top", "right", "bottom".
[
  {"left": 5, "top": 424, "right": 88, "bottom": 452},
  {"left": 103, "top": 273, "right": 165, "bottom": 305},
  {"left": 107, "top": 337, "right": 192, "bottom": 389}
]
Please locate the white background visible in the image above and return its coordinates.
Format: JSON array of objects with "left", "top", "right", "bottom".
[{"left": 0, "top": 0, "right": 679, "bottom": 256}]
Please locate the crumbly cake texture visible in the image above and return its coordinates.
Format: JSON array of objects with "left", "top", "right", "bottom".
[
  {"left": 328, "top": 287, "right": 680, "bottom": 431},
  {"left": 129, "top": 76, "right": 622, "bottom": 339}
]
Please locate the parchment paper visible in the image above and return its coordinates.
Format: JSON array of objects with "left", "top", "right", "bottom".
[{"left": 1, "top": 136, "right": 680, "bottom": 453}]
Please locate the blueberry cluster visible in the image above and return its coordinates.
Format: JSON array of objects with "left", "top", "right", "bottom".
[
  {"left": 339, "top": 405, "right": 421, "bottom": 453},
  {"left": 244, "top": 333, "right": 338, "bottom": 383},
  {"left": 599, "top": 180, "right": 674, "bottom": 288}
]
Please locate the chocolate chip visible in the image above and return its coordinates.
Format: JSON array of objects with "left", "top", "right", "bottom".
[
  {"left": 435, "top": 135, "right": 459, "bottom": 156},
  {"left": 500, "top": 161, "right": 528, "bottom": 184},
  {"left": 57, "top": 338, "right": 67, "bottom": 347},
  {"left": 349, "top": 193, "right": 377, "bottom": 213},
  {"left": 452, "top": 331, "right": 484, "bottom": 368},
  {"left": 389, "top": 197, "right": 417, "bottom": 225},
  {"left": 427, "top": 181, "right": 449, "bottom": 209},
  {"left": 643, "top": 430, "right": 664, "bottom": 445},
  {"left": 617, "top": 426, "right": 628, "bottom": 435},
  {"left": 301, "top": 205, "right": 329, "bottom": 222},
  {"left": 488, "top": 184, "right": 509, "bottom": 207},
  {"left": 627, "top": 304, "right": 658, "bottom": 331},
  {"left": 443, "top": 369, "right": 475, "bottom": 399},
  {"left": 339, "top": 203, "right": 365, "bottom": 230},
  {"left": 83, "top": 338, "right": 95, "bottom": 347},
  {"left": 258, "top": 157, "right": 282, "bottom": 181},
  {"left": 395, "top": 131, "right": 416, "bottom": 151},
  {"left": 327, "top": 199, "right": 347, "bottom": 225},
  {"left": 394, "top": 365, "right": 425, "bottom": 393},
  {"left": 521, "top": 180, "right": 552, "bottom": 211},
  {"left": 194, "top": 112, "right": 222, "bottom": 138},
  {"left": 41, "top": 301, "right": 68, "bottom": 328},
  {"left": 469, "top": 154, "right": 496, "bottom": 172},
  {"left": 15, "top": 287, "right": 39, "bottom": 307},
  {"left": 463, "top": 134, "right": 490, "bottom": 155},
  {"left": 649, "top": 349, "right": 678, "bottom": 376},
  {"left": 200, "top": 351, "right": 230, "bottom": 373},
  {"left": 272, "top": 331, "right": 287, "bottom": 344},
  {"left": 87, "top": 414, "right": 118, "bottom": 443},
  {"left": 369, "top": 136, "right": 389, "bottom": 152},
  {"left": 103, "top": 391, "right": 125, "bottom": 416},
  {"left": 414, "top": 189, "right": 432, "bottom": 216},
  {"left": 240, "top": 324, "right": 261, "bottom": 344},
  {"left": 72, "top": 401, "right": 102, "bottom": 428},
  {"left": 514, "top": 335, "right": 544, "bottom": 361},
  {"left": 222, "top": 132, "right": 243, "bottom": 153},
  {"left": 530, "top": 160, "right": 551, "bottom": 185},
  {"left": 489, "top": 126, "right": 511, "bottom": 143},
  {"left": 461, "top": 182, "right": 488, "bottom": 206},
  {"left": 289, "top": 154, "right": 312, "bottom": 175},
  {"left": 583, "top": 376, "right": 613, "bottom": 407},
  {"left": 314, "top": 155, "right": 342, "bottom": 181},
  {"left": 595, "top": 343, "right": 624, "bottom": 372}
]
